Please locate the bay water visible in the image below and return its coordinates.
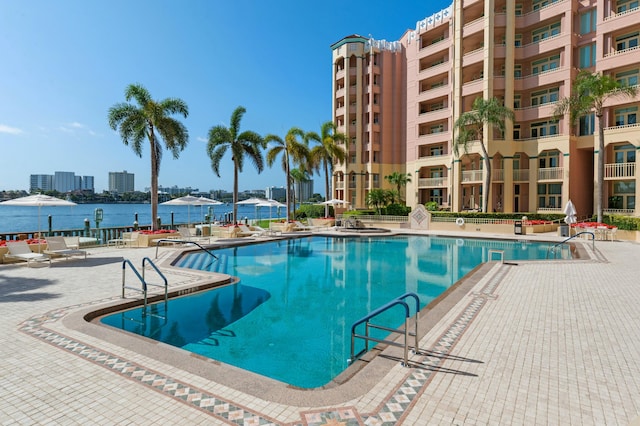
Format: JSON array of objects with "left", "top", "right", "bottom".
[{"left": 0, "top": 203, "right": 282, "bottom": 233}]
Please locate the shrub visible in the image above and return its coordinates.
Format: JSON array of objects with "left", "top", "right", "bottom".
[
  {"left": 384, "top": 203, "right": 411, "bottom": 216},
  {"left": 425, "top": 201, "right": 438, "bottom": 211},
  {"left": 295, "top": 204, "right": 330, "bottom": 219}
]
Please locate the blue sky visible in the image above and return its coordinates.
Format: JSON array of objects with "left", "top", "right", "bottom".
[{"left": 0, "top": 0, "right": 451, "bottom": 194}]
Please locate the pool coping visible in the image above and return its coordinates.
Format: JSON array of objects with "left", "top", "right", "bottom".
[{"left": 59, "top": 233, "right": 591, "bottom": 407}]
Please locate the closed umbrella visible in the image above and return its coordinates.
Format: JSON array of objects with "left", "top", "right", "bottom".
[
  {"left": 563, "top": 200, "right": 577, "bottom": 224},
  {"left": 0, "top": 194, "right": 77, "bottom": 250}
]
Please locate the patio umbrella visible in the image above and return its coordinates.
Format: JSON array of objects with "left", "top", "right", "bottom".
[
  {"left": 563, "top": 200, "right": 577, "bottom": 224},
  {"left": 0, "top": 194, "right": 76, "bottom": 249},
  {"left": 161, "top": 195, "right": 220, "bottom": 227},
  {"left": 197, "top": 197, "right": 223, "bottom": 223},
  {"left": 236, "top": 198, "right": 269, "bottom": 223},
  {"left": 318, "top": 198, "right": 350, "bottom": 217},
  {"left": 256, "top": 199, "right": 286, "bottom": 223}
]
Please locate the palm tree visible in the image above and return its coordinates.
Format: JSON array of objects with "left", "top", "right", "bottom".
[
  {"left": 384, "top": 172, "right": 412, "bottom": 202},
  {"left": 108, "top": 83, "right": 189, "bottom": 230},
  {"left": 365, "top": 188, "right": 390, "bottom": 214},
  {"left": 454, "top": 97, "right": 514, "bottom": 213},
  {"left": 289, "top": 167, "right": 311, "bottom": 218},
  {"left": 307, "top": 121, "right": 347, "bottom": 217},
  {"left": 553, "top": 70, "right": 637, "bottom": 223},
  {"left": 265, "top": 127, "right": 310, "bottom": 221},
  {"left": 207, "top": 106, "right": 265, "bottom": 224}
]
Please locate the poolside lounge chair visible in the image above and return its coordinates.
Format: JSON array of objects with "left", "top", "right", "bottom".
[
  {"left": 237, "top": 224, "right": 266, "bottom": 237},
  {"left": 44, "top": 236, "right": 87, "bottom": 260},
  {"left": 178, "top": 226, "right": 210, "bottom": 244},
  {"left": 4, "top": 241, "right": 51, "bottom": 267},
  {"left": 291, "top": 221, "right": 313, "bottom": 231},
  {"left": 108, "top": 231, "right": 140, "bottom": 248}
]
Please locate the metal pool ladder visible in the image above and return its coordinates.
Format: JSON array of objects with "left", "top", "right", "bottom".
[
  {"left": 349, "top": 292, "right": 420, "bottom": 367},
  {"left": 122, "top": 257, "right": 168, "bottom": 310}
]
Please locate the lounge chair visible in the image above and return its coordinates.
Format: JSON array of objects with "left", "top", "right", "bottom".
[
  {"left": 291, "top": 220, "right": 313, "bottom": 231},
  {"left": 108, "top": 231, "right": 140, "bottom": 248},
  {"left": 237, "top": 224, "right": 266, "bottom": 237},
  {"left": 4, "top": 241, "right": 51, "bottom": 267},
  {"left": 178, "top": 226, "right": 210, "bottom": 243},
  {"left": 44, "top": 236, "right": 87, "bottom": 260}
]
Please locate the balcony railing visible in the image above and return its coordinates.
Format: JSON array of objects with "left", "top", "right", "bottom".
[
  {"left": 335, "top": 181, "right": 344, "bottom": 189},
  {"left": 604, "top": 208, "right": 636, "bottom": 215},
  {"left": 605, "top": 162, "right": 636, "bottom": 179},
  {"left": 461, "top": 170, "right": 483, "bottom": 182},
  {"left": 417, "top": 177, "right": 448, "bottom": 188},
  {"left": 493, "top": 169, "right": 504, "bottom": 181},
  {"left": 538, "top": 167, "right": 564, "bottom": 180},
  {"left": 513, "top": 169, "right": 530, "bottom": 181}
]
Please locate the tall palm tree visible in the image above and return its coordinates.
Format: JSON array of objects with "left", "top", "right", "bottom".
[
  {"left": 265, "top": 127, "right": 310, "bottom": 221},
  {"left": 207, "top": 106, "right": 265, "bottom": 224},
  {"left": 365, "top": 188, "right": 390, "bottom": 214},
  {"left": 553, "top": 70, "right": 637, "bottom": 223},
  {"left": 384, "top": 172, "right": 412, "bottom": 202},
  {"left": 108, "top": 83, "right": 189, "bottom": 230},
  {"left": 289, "top": 167, "right": 311, "bottom": 218},
  {"left": 307, "top": 121, "right": 347, "bottom": 217},
  {"left": 454, "top": 97, "right": 514, "bottom": 213}
]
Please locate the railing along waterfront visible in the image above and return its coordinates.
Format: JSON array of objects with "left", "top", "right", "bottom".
[{"left": 0, "top": 224, "right": 184, "bottom": 245}]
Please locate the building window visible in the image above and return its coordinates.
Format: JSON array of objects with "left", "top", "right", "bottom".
[
  {"left": 579, "top": 10, "right": 597, "bottom": 35},
  {"left": 373, "top": 113, "right": 379, "bottom": 124},
  {"left": 579, "top": 113, "right": 595, "bottom": 136},
  {"left": 610, "top": 181, "right": 636, "bottom": 210},
  {"left": 614, "top": 106, "right": 637, "bottom": 126},
  {"left": 617, "top": 0, "right": 639, "bottom": 13},
  {"left": 531, "top": 121, "right": 559, "bottom": 137},
  {"left": 514, "top": 95, "right": 521, "bottom": 108},
  {"left": 616, "top": 69, "right": 639, "bottom": 87},
  {"left": 515, "top": 4, "right": 523, "bottom": 15},
  {"left": 614, "top": 144, "right": 636, "bottom": 163},
  {"left": 349, "top": 154, "right": 356, "bottom": 164},
  {"left": 430, "top": 145, "right": 444, "bottom": 156},
  {"left": 429, "top": 189, "right": 444, "bottom": 205},
  {"left": 532, "top": 0, "right": 559, "bottom": 10},
  {"left": 539, "top": 150, "right": 560, "bottom": 168},
  {"left": 538, "top": 183, "right": 562, "bottom": 208},
  {"left": 616, "top": 32, "right": 639, "bottom": 51},
  {"left": 532, "top": 22, "right": 561, "bottom": 42},
  {"left": 531, "top": 55, "right": 560, "bottom": 74},
  {"left": 579, "top": 43, "right": 596, "bottom": 68},
  {"left": 530, "top": 87, "right": 559, "bottom": 106},
  {"left": 513, "top": 124, "right": 521, "bottom": 139},
  {"left": 514, "top": 64, "right": 522, "bottom": 78},
  {"left": 515, "top": 34, "right": 522, "bottom": 47},
  {"left": 430, "top": 124, "right": 444, "bottom": 133}
]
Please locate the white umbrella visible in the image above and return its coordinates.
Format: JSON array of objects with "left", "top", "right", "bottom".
[
  {"left": 256, "top": 199, "right": 286, "bottom": 223},
  {"left": 563, "top": 200, "right": 577, "bottom": 224},
  {"left": 0, "top": 194, "right": 76, "bottom": 249},
  {"left": 197, "top": 197, "right": 223, "bottom": 223},
  {"left": 162, "top": 195, "right": 220, "bottom": 227},
  {"left": 319, "top": 198, "right": 350, "bottom": 205}
]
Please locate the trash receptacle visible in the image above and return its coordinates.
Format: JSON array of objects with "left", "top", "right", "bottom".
[
  {"left": 559, "top": 224, "right": 569, "bottom": 237},
  {"left": 514, "top": 220, "right": 523, "bottom": 235}
]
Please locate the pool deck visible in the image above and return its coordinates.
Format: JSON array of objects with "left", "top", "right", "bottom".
[{"left": 1, "top": 230, "right": 639, "bottom": 425}]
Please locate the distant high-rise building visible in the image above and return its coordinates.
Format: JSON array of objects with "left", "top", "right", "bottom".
[
  {"left": 81, "top": 176, "right": 95, "bottom": 192},
  {"left": 30, "top": 174, "right": 53, "bottom": 192},
  {"left": 266, "top": 186, "right": 286, "bottom": 201},
  {"left": 54, "top": 171, "right": 76, "bottom": 193},
  {"left": 109, "top": 170, "right": 135, "bottom": 193},
  {"left": 295, "top": 180, "right": 314, "bottom": 202}
]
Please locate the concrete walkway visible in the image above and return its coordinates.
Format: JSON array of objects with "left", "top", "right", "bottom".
[{"left": 0, "top": 234, "right": 638, "bottom": 425}]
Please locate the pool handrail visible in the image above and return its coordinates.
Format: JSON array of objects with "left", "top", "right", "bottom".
[
  {"left": 546, "top": 231, "right": 595, "bottom": 259},
  {"left": 350, "top": 292, "right": 420, "bottom": 367},
  {"left": 142, "top": 257, "right": 168, "bottom": 305},
  {"left": 154, "top": 239, "right": 219, "bottom": 260},
  {"left": 122, "top": 259, "right": 148, "bottom": 308}
]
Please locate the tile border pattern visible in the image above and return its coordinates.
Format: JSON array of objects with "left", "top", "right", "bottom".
[{"left": 18, "top": 264, "right": 510, "bottom": 425}]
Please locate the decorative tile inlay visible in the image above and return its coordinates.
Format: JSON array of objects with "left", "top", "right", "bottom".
[{"left": 18, "top": 263, "right": 511, "bottom": 425}]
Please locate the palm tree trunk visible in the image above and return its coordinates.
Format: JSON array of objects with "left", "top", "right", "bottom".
[
  {"left": 597, "top": 113, "right": 604, "bottom": 223},
  {"left": 233, "top": 162, "right": 239, "bottom": 224},
  {"left": 323, "top": 160, "right": 330, "bottom": 217},
  {"left": 150, "top": 133, "right": 159, "bottom": 230},
  {"left": 285, "top": 154, "right": 291, "bottom": 221},
  {"left": 479, "top": 142, "right": 491, "bottom": 213}
]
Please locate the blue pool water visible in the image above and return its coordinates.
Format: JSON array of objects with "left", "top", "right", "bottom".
[{"left": 101, "top": 235, "right": 570, "bottom": 388}]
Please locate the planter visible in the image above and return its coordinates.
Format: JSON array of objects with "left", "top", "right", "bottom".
[{"left": 137, "top": 232, "right": 179, "bottom": 247}]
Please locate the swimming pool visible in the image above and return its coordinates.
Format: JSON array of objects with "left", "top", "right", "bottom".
[{"left": 101, "top": 235, "right": 571, "bottom": 388}]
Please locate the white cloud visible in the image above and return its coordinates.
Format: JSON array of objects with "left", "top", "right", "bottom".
[
  {"left": 0, "top": 124, "right": 23, "bottom": 135},
  {"left": 69, "top": 122, "right": 85, "bottom": 128},
  {"left": 197, "top": 136, "right": 207, "bottom": 143}
]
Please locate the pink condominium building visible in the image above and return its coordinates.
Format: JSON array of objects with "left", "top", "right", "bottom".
[{"left": 331, "top": 0, "right": 640, "bottom": 217}]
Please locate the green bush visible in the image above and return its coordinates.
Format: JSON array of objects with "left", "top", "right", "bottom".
[
  {"left": 601, "top": 214, "right": 640, "bottom": 231},
  {"left": 295, "top": 204, "right": 330, "bottom": 219},
  {"left": 342, "top": 209, "right": 375, "bottom": 217},
  {"left": 384, "top": 203, "right": 411, "bottom": 216},
  {"left": 425, "top": 201, "right": 438, "bottom": 211}
]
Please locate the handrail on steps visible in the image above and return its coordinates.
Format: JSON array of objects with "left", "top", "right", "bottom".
[
  {"left": 121, "top": 258, "right": 168, "bottom": 310},
  {"left": 350, "top": 292, "right": 420, "bottom": 367},
  {"left": 154, "top": 239, "right": 219, "bottom": 260},
  {"left": 546, "top": 231, "right": 595, "bottom": 259}
]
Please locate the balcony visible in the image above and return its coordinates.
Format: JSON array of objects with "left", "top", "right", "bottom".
[
  {"left": 335, "top": 181, "right": 344, "bottom": 190},
  {"left": 462, "top": 16, "right": 484, "bottom": 37},
  {"left": 600, "top": 7, "right": 640, "bottom": 34},
  {"left": 418, "top": 38, "right": 450, "bottom": 58},
  {"left": 514, "top": 103, "right": 555, "bottom": 122},
  {"left": 418, "top": 177, "right": 449, "bottom": 188},
  {"left": 417, "top": 108, "right": 450, "bottom": 123},
  {"left": 514, "top": 33, "right": 571, "bottom": 61},
  {"left": 462, "top": 78, "right": 483, "bottom": 97},
  {"left": 462, "top": 170, "right": 484, "bottom": 182},
  {"left": 419, "top": 61, "right": 450, "bottom": 79},
  {"left": 515, "top": 0, "right": 568, "bottom": 27},
  {"left": 493, "top": 169, "right": 504, "bottom": 181},
  {"left": 514, "top": 67, "right": 569, "bottom": 91},
  {"left": 462, "top": 47, "right": 484, "bottom": 66},
  {"left": 418, "top": 84, "right": 449, "bottom": 100},
  {"left": 513, "top": 169, "right": 530, "bottom": 181},
  {"left": 604, "top": 162, "right": 636, "bottom": 180},
  {"left": 538, "top": 167, "right": 564, "bottom": 180},
  {"left": 600, "top": 45, "right": 640, "bottom": 73}
]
